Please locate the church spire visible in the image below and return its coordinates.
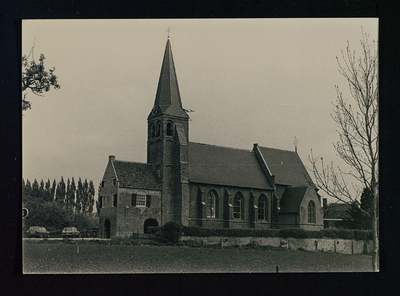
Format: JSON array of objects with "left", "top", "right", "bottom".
[{"left": 149, "top": 39, "right": 189, "bottom": 120}]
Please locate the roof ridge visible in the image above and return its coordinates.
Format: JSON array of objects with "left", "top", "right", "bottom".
[
  {"left": 258, "top": 145, "right": 297, "bottom": 153},
  {"left": 189, "top": 141, "right": 253, "bottom": 152},
  {"left": 114, "top": 160, "right": 153, "bottom": 166},
  {"left": 286, "top": 185, "right": 310, "bottom": 189}
]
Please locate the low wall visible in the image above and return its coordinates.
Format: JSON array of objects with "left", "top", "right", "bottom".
[{"left": 179, "top": 236, "right": 373, "bottom": 255}]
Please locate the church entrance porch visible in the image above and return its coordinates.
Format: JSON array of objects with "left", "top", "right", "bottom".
[{"left": 144, "top": 218, "right": 159, "bottom": 234}]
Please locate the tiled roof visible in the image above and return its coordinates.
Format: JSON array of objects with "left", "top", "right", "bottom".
[
  {"left": 188, "top": 142, "right": 273, "bottom": 190},
  {"left": 324, "top": 203, "right": 352, "bottom": 219},
  {"left": 279, "top": 186, "right": 308, "bottom": 213},
  {"left": 258, "top": 146, "right": 314, "bottom": 186},
  {"left": 113, "top": 160, "right": 161, "bottom": 190}
]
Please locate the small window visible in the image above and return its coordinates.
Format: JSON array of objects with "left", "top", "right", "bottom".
[
  {"left": 156, "top": 121, "right": 161, "bottom": 137},
  {"left": 150, "top": 123, "right": 155, "bottom": 139},
  {"left": 136, "top": 194, "right": 146, "bottom": 206},
  {"left": 132, "top": 194, "right": 151, "bottom": 207},
  {"left": 99, "top": 196, "right": 103, "bottom": 208},
  {"left": 101, "top": 181, "right": 105, "bottom": 187},
  {"left": 113, "top": 179, "right": 116, "bottom": 186},
  {"left": 167, "top": 122, "right": 173, "bottom": 136},
  {"left": 113, "top": 194, "right": 117, "bottom": 207},
  {"left": 308, "top": 200, "right": 316, "bottom": 223}
]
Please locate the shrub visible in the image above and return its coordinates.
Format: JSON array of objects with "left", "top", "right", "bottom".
[
  {"left": 353, "top": 230, "right": 373, "bottom": 240},
  {"left": 279, "top": 228, "right": 307, "bottom": 238},
  {"left": 159, "top": 221, "right": 183, "bottom": 243},
  {"left": 147, "top": 226, "right": 160, "bottom": 235},
  {"left": 305, "top": 230, "right": 323, "bottom": 239}
]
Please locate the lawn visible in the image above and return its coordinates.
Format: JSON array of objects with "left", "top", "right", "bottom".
[{"left": 23, "top": 240, "right": 373, "bottom": 273}]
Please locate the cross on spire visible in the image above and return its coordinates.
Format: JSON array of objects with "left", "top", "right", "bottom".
[{"left": 166, "top": 26, "right": 172, "bottom": 39}]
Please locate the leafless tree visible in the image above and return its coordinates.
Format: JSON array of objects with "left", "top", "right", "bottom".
[{"left": 308, "top": 29, "right": 378, "bottom": 271}]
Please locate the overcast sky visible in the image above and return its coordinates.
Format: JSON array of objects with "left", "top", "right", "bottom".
[{"left": 22, "top": 18, "right": 378, "bottom": 202}]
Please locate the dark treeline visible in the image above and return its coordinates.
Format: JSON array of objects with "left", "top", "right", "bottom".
[{"left": 23, "top": 177, "right": 98, "bottom": 231}]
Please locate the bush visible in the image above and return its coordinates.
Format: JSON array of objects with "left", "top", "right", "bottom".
[
  {"left": 159, "top": 222, "right": 183, "bottom": 243},
  {"left": 353, "top": 230, "right": 373, "bottom": 240},
  {"left": 147, "top": 226, "right": 160, "bottom": 235},
  {"left": 180, "top": 226, "right": 373, "bottom": 240},
  {"left": 181, "top": 227, "right": 282, "bottom": 238},
  {"left": 305, "top": 230, "right": 323, "bottom": 239},
  {"left": 279, "top": 228, "right": 307, "bottom": 238}
]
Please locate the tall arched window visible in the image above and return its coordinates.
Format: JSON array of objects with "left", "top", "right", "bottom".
[
  {"left": 206, "top": 190, "right": 218, "bottom": 218},
  {"left": 233, "top": 192, "right": 243, "bottom": 219},
  {"left": 150, "top": 123, "right": 155, "bottom": 138},
  {"left": 156, "top": 140, "right": 161, "bottom": 163},
  {"left": 258, "top": 194, "right": 268, "bottom": 221},
  {"left": 156, "top": 121, "right": 161, "bottom": 137},
  {"left": 167, "top": 121, "right": 173, "bottom": 136},
  {"left": 308, "top": 200, "right": 316, "bottom": 223}
]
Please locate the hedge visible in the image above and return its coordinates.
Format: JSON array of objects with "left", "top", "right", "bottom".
[{"left": 180, "top": 226, "right": 372, "bottom": 240}]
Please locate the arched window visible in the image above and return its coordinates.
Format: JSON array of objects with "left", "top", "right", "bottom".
[
  {"left": 308, "top": 200, "right": 316, "bottom": 223},
  {"left": 206, "top": 190, "right": 218, "bottom": 218},
  {"left": 156, "top": 140, "right": 161, "bottom": 163},
  {"left": 156, "top": 121, "right": 161, "bottom": 137},
  {"left": 258, "top": 194, "right": 268, "bottom": 221},
  {"left": 150, "top": 123, "right": 155, "bottom": 138},
  {"left": 167, "top": 121, "right": 173, "bottom": 136},
  {"left": 233, "top": 192, "right": 243, "bottom": 219}
]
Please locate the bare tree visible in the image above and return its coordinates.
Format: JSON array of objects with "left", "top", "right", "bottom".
[
  {"left": 308, "top": 29, "right": 378, "bottom": 271},
  {"left": 22, "top": 41, "right": 60, "bottom": 111}
]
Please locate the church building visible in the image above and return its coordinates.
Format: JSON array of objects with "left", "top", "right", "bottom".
[{"left": 98, "top": 39, "right": 323, "bottom": 238}]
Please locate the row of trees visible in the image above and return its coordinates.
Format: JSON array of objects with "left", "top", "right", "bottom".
[
  {"left": 23, "top": 177, "right": 95, "bottom": 214},
  {"left": 23, "top": 177, "right": 98, "bottom": 230}
]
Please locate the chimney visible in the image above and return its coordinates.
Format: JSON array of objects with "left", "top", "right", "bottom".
[
  {"left": 109, "top": 155, "right": 115, "bottom": 162},
  {"left": 253, "top": 143, "right": 258, "bottom": 150}
]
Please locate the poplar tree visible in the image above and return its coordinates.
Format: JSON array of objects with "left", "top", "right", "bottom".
[
  {"left": 82, "top": 179, "right": 89, "bottom": 213},
  {"left": 23, "top": 179, "right": 32, "bottom": 199},
  {"left": 87, "top": 180, "right": 95, "bottom": 214},
  {"left": 39, "top": 179, "right": 45, "bottom": 199},
  {"left": 51, "top": 179, "right": 57, "bottom": 202},
  {"left": 76, "top": 178, "right": 83, "bottom": 213},
  {"left": 44, "top": 179, "right": 52, "bottom": 202},
  {"left": 31, "top": 179, "right": 40, "bottom": 199},
  {"left": 55, "top": 177, "right": 66, "bottom": 205}
]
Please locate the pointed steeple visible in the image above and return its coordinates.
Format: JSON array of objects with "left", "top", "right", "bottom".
[{"left": 148, "top": 39, "right": 189, "bottom": 119}]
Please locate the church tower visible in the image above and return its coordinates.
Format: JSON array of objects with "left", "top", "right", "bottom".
[{"left": 147, "top": 39, "right": 190, "bottom": 225}]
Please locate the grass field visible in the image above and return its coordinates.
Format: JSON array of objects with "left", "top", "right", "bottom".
[{"left": 23, "top": 240, "right": 373, "bottom": 273}]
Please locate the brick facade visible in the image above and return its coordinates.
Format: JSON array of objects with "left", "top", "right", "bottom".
[{"left": 98, "top": 39, "right": 323, "bottom": 238}]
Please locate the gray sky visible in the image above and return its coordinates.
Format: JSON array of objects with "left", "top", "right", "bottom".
[{"left": 22, "top": 19, "right": 378, "bottom": 203}]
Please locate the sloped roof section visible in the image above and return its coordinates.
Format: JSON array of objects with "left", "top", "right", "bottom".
[
  {"left": 148, "top": 39, "right": 189, "bottom": 120},
  {"left": 188, "top": 142, "right": 272, "bottom": 190},
  {"left": 324, "top": 203, "right": 352, "bottom": 219},
  {"left": 113, "top": 160, "right": 161, "bottom": 190},
  {"left": 257, "top": 146, "right": 314, "bottom": 186},
  {"left": 279, "top": 186, "right": 309, "bottom": 213}
]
